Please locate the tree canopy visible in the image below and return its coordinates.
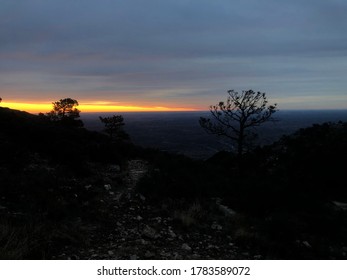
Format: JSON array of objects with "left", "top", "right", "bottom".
[
  {"left": 200, "top": 90, "right": 277, "bottom": 160},
  {"left": 99, "top": 115, "right": 129, "bottom": 141},
  {"left": 41, "top": 98, "right": 83, "bottom": 127}
]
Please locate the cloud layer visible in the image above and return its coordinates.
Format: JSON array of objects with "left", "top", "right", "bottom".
[{"left": 1, "top": 0, "right": 347, "bottom": 109}]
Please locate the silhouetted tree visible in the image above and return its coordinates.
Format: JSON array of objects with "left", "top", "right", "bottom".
[
  {"left": 99, "top": 115, "right": 129, "bottom": 141},
  {"left": 0, "top": 97, "right": 2, "bottom": 103},
  {"left": 41, "top": 98, "right": 83, "bottom": 127},
  {"left": 200, "top": 90, "right": 277, "bottom": 165}
]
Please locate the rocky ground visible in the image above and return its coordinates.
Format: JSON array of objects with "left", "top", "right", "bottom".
[{"left": 53, "top": 160, "right": 257, "bottom": 260}]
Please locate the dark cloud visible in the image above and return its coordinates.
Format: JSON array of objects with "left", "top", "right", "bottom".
[{"left": 1, "top": 0, "right": 347, "bottom": 109}]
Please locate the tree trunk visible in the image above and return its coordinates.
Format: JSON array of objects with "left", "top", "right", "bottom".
[{"left": 237, "top": 127, "right": 244, "bottom": 173}]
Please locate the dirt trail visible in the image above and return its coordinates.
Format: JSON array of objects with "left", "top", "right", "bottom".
[{"left": 54, "top": 160, "right": 252, "bottom": 260}]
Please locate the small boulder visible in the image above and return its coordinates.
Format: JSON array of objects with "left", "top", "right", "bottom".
[
  {"left": 181, "top": 243, "right": 192, "bottom": 251},
  {"left": 142, "top": 225, "right": 158, "bottom": 239}
]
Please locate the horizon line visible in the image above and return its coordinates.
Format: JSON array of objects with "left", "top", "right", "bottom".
[
  {"left": 0, "top": 101, "right": 200, "bottom": 114},
  {"left": 1, "top": 101, "right": 347, "bottom": 114}
]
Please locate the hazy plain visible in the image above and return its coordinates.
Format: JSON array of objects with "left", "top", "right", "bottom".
[{"left": 82, "top": 110, "right": 347, "bottom": 159}]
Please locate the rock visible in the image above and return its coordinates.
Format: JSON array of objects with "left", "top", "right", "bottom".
[
  {"left": 331, "top": 201, "right": 347, "bottom": 210},
  {"left": 109, "top": 165, "right": 121, "bottom": 172},
  {"left": 168, "top": 229, "right": 177, "bottom": 238},
  {"left": 303, "top": 241, "right": 311, "bottom": 248},
  {"left": 136, "top": 215, "right": 143, "bottom": 221},
  {"left": 218, "top": 204, "right": 236, "bottom": 217},
  {"left": 142, "top": 225, "right": 158, "bottom": 239},
  {"left": 136, "top": 239, "right": 149, "bottom": 245},
  {"left": 108, "top": 250, "right": 114, "bottom": 256},
  {"left": 130, "top": 255, "right": 137, "bottom": 260},
  {"left": 160, "top": 251, "right": 171, "bottom": 258},
  {"left": 84, "top": 185, "right": 92, "bottom": 190},
  {"left": 211, "top": 222, "right": 223, "bottom": 230},
  {"left": 114, "top": 193, "right": 122, "bottom": 201},
  {"left": 172, "top": 252, "right": 182, "bottom": 259},
  {"left": 145, "top": 251, "right": 155, "bottom": 258},
  {"left": 181, "top": 243, "right": 192, "bottom": 251},
  {"left": 104, "top": 184, "right": 112, "bottom": 191}
]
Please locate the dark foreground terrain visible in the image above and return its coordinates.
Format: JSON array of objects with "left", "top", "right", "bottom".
[{"left": 1, "top": 106, "right": 347, "bottom": 259}]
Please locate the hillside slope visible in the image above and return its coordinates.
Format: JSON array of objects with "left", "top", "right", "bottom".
[{"left": 1, "top": 107, "right": 347, "bottom": 259}]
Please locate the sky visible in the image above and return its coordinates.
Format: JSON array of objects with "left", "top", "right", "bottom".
[{"left": 1, "top": 0, "right": 347, "bottom": 112}]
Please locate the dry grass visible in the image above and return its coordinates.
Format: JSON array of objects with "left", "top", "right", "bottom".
[
  {"left": 173, "top": 201, "right": 205, "bottom": 228},
  {"left": 0, "top": 216, "right": 89, "bottom": 259}
]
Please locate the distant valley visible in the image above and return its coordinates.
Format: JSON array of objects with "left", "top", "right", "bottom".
[{"left": 82, "top": 110, "right": 347, "bottom": 159}]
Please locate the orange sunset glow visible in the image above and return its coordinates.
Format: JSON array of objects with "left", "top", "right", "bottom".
[{"left": 1, "top": 101, "right": 198, "bottom": 114}]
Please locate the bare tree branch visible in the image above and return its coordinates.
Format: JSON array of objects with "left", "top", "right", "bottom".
[{"left": 199, "top": 89, "right": 278, "bottom": 161}]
